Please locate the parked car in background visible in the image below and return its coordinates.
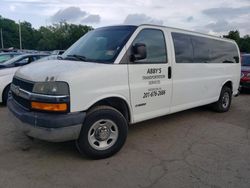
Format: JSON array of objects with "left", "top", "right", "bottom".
[
  {"left": 0, "top": 54, "right": 48, "bottom": 104},
  {"left": 35, "top": 55, "right": 61, "bottom": 63},
  {"left": 240, "top": 54, "right": 250, "bottom": 90},
  {"left": 0, "top": 52, "right": 22, "bottom": 64},
  {"left": 51, "top": 50, "right": 65, "bottom": 55}
]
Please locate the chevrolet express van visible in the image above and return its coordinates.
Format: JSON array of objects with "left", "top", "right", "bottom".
[{"left": 8, "top": 25, "right": 240, "bottom": 159}]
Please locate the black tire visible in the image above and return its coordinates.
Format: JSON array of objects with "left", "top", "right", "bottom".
[
  {"left": 2, "top": 85, "right": 10, "bottom": 105},
  {"left": 76, "top": 105, "right": 128, "bottom": 159},
  {"left": 212, "top": 86, "right": 232, "bottom": 112}
]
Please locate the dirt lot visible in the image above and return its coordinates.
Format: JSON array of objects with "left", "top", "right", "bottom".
[{"left": 0, "top": 94, "right": 249, "bottom": 188}]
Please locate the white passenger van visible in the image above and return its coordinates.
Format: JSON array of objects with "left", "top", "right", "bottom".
[{"left": 8, "top": 25, "right": 240, "bottom": 159}]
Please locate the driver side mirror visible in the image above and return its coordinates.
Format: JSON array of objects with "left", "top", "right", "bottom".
[{"left": 130, "top": 43, "right": 147, "bottom": 62}]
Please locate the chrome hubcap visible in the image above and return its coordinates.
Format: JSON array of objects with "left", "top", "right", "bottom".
[
  {"left": 95, "top": 126, "right": 111, "bottom": 141},
  {"left": 222, "top": 92, "right": 230, "bottom": 108},
  {"left": 88, "top": 119, "right": 118, "bottom": 150}
]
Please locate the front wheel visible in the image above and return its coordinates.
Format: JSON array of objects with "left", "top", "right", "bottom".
[
  {"left": 212, "top": 86, "right": 232, "bottom": 112},
  {"left": 76, "top": 106, "right": 128, "bottom": 159}
]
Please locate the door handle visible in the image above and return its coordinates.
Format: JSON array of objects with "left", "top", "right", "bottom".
[{"left": 168, "top": 66, "right": 172, "bottom": 79}]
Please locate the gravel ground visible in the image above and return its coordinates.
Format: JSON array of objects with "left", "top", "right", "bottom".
[{"left": 0, "top": 93, "right": 249, "bottom": 188}]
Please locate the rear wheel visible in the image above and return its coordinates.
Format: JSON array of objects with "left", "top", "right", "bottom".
[
  {"left": 2, "top": 85, "right": 10, "bottom": 105},
  {"left": 212, "top": 86, "right": 232, "bottom": 112},
  {"left": 76, "top": 106, "right": 128, "bottom": 159}
]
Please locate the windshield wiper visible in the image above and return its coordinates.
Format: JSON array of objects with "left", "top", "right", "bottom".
[{"left": 65, "top": 54, "right": 87, "bottom": 61}]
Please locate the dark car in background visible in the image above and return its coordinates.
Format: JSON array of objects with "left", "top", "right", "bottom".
[
  {"left": 0, "top": 52, "right": 23, "bottom": 64},
  {"left": 240, "top": 54, "right": 250, "bottom": 91}
]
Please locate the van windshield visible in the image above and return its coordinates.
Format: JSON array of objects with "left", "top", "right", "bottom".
[{"left": 62, "top": 26, "right": 137, "bottom": 64}]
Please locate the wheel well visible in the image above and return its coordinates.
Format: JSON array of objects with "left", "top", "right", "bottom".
[
  {"left": 223, "top": 81, "right": 233, "bottom": 91},
  {"left": 89, "top": 97, "right": 131, "bottom": 123},
  {"left": 2, "top": 84, "right": 11, "bottom": 102}
]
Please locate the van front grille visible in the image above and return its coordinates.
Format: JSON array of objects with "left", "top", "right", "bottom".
[
  {"left": 12, "top": 77, "right": 34, "bottom": 92},
  {"left": 12, "top": 92, "right": 31, "bottom": 110},
  {"left": 12, "top": 77, "right": 33, "bottom": 109}
]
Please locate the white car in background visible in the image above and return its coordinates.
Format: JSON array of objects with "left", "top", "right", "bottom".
[
  {"left": 0, "top": 54, "right": 48, "bottom": 104},
  {"left": 35, "top": 55, "right": 61, "bottom": 63},
  {"left": 0, "top": 52, "right": 22, "bottom": 63}
]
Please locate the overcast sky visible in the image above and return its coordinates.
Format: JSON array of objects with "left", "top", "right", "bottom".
[{"left": 0, "top": 0, "right": 249, "bottom": 36}]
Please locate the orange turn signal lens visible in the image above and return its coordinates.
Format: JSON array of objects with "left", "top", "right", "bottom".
[{"left": 31, "top": 102, "right": 67, "bottom": 112}]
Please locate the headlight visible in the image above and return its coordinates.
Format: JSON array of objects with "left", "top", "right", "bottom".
[
  {"left": 32, "top": 82, "right": 69, "bottom": 95},
  {"left": 247, "top": 73, "right": 250, "bottom": 78}
]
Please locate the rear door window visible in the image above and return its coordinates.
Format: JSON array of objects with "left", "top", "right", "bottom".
[{"left": 172, "top": 33, "right": 193, "bottom": 63}]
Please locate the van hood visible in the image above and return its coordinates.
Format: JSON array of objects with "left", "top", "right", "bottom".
[{"left": 15, "top": 60, "right": 107, "bottom": 82}]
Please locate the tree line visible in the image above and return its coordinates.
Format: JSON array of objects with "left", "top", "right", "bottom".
[
  {"left": 0, "top": 15, "right": 250, "bottom": 53},
  {"left": 223, "top": 31, "right": 250, "bottom": 53},
  {"left": 0, "top": 15, "right": 93, "bottom": 51}
]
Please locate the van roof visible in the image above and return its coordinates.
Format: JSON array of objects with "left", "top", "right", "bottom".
[
  {"left": 138, "top": 24, "right": 235, "bottom": 43},
  {"left": 98, "top": 24, "right": 236, "bottom": 43}
]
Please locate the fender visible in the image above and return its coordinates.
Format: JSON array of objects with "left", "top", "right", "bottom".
[
  {"left": 219, "top": 79, "right": 233, "bottom": 99},
  {"left": 83, "top": 94, "right": 133, "bottom": 123},
  {"left": 221, "top": 79, "right": 233, "bottom": 90}
]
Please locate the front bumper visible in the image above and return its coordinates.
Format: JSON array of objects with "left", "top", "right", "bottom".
[{"left": 7, "top": 97, "right": 86, "bottom": 142}]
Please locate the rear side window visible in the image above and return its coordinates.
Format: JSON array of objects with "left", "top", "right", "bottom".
[
  {"left": 172, "top": 32, "right": 239, "bottom": 64},
  {"left": 172, "top": 33, "right": 193, "bottom": 63},
  {"left": 132, "top": 29, "right": 167, "bottom": 63},
  {"left": 209, "top": 40, "right": 239, "bottom": 63}
]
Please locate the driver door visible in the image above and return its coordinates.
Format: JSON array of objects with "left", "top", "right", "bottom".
[{"left": 128, "top": 28, "right": 172, "bottom": 123}]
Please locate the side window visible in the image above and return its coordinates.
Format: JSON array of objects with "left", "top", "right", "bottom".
[
  {"left": 172, "top": 33, "right": 193, "bottom": 63},
  {"left": 32, "top": 56, "right": 40, "bottom": 61},
  {"left": 17, "top": 57, "right": 29, "bottom": 65},
  {"left": 210, "top": 41, "right": 239, "bottom": 63},
  {"left": 0, "top": 55, "right": 11, "bottom": 63},
  {"left": 228, "top": 43, "right": 239, "bottom": 63},
  {"left": 172, "top": 32, "right": 239, "bottom": 64},
  {"left": 132, "top": 29, "right": 167, "bottom": 63},
  {"left": 192, "top": 37, "right": 239, "bottom": 64},
  {"left": 29, "top": 57, "right": 35, "bottom": 63},
  {"left": 191, "top": 36, "right": 210, "bottom": 63}
]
